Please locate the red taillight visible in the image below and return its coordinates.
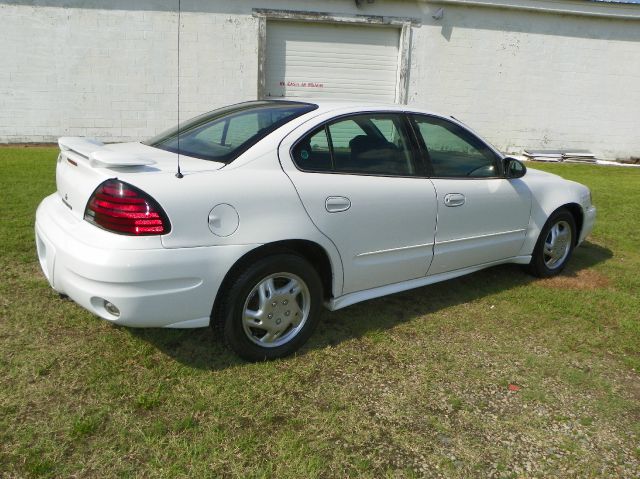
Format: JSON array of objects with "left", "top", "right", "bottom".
[{"left": 84, "top": 180, "right": 171, "bottom": 235}]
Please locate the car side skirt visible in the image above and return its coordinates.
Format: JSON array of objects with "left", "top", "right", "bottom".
[
  {"left": 164, "top": 317, "right": 211, "bottom": 328},
  {"left": 327, "top": 255, "right": 532, "bottom": 311}
]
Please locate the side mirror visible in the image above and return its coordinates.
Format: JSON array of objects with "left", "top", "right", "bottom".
[{"left": 504, "top": 157, "right": 527, "bottom": 179}]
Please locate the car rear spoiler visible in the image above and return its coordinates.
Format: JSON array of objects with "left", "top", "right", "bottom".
[{"left": 58, "top": 137, "right": 155, "bottom": 168}]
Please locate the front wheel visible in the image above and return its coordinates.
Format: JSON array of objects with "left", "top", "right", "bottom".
[
  {"left": 217, "top": 254, "right": 322, "bottom": 361},
  {"left": 528, "top": 208, "right": 576, "bottom": 278}
]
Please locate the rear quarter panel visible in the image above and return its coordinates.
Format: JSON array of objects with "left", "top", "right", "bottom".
[{"left": 116, "top": 140, "right": 345, "bottom": 297}]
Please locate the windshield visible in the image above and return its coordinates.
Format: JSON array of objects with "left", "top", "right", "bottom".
[{"left": 145, "top": 101, "right": 318, "bottom": 163}]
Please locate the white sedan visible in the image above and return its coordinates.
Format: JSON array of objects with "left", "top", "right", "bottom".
[{"left": 35, "top": 101, "right": 596, "bottom": 360}]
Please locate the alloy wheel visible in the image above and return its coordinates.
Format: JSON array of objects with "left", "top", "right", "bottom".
[{"left": 241, "top": 273, "right": 311, "bottom": 348}]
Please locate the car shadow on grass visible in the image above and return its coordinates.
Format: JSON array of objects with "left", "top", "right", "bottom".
[{"left": 129, "top": 240, "right": 612, "bottom": 370}]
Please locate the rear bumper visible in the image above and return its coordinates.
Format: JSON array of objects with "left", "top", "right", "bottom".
[
  {"left": 35, "top": 194, "right": 256, "bottom": 328},
  {"left": 579, "top": 205, "right": 596, "bottom": 245}
]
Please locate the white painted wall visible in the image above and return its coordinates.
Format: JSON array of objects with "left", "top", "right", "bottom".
[
  {"left": 409, "top": 3, "right": 640, "bottom": 160},
  {"left": 0, "top": 1, "right": 258, "bottom": 143},
  {"left": 1, "top": 0, "right": 639, "bottom": 159}
]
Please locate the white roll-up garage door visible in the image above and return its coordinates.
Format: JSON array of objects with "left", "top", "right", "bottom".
[{"left": 265, "top": 21, "right": 401, "bottom": 103}]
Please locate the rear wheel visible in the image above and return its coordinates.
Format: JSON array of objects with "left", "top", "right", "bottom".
[
  {"left": 528, "top": 208, "right": 576, "bottom": 278},
  {"left": 217, "top": 254, "right": 322, "bottom": 361}
]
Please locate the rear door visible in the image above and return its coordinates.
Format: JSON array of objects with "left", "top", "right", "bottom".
[
  {"left": 409, "top": 114, "right": 532, "bottom": 275},
  {"left": 279, "top": 112, "right": 438, "bottom": 295}
]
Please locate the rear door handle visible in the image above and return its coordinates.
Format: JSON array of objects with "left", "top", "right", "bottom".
[
  {"left": 325, "top": 196, "right": 351, "bottom": 213},
  {"left": 444, "top": 193, "right": 465, "bottom": 207}
]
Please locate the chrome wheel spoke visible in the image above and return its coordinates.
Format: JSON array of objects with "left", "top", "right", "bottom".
[
  {"left": 259, "top": 329, "right": 280, "bottom": 344},
  {"left": 245, "top": 309, "right": 262, "bottom": 320},
  {"left": 258, "top": 278, "right": 276, "bottom": 309},
  {"left": 548, "top": 225, "right": 558, "bottom": 247},
  {"left": 284, "top": 278, "right": 301, "bottom": 296},
  {"left": 244, "top": 319, "right": 265, "bottom": 330},
  {"left": 289, "top": 302, "right": 304, "bottom": 326},
  {"left": 243, "top": 311, "right": 264, "bottom": 329},
  {"left": 557, "top": 228, "right": 570, "bottom": 241}
]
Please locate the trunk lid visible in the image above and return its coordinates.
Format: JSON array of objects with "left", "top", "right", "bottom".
[{"left": 55, "top": 137, "right": 224, "bottom": 220}]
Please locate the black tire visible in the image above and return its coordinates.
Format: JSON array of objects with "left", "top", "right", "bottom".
[
  {"left": 528, "top": 208, "right": 576, "bottom": 278},
  {"left": 217, "top": 254, "right": 323, "bottom": 361}
]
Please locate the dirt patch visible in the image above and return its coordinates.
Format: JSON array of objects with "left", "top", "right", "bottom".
[{"left": 538, "top": 269, "right": 610, "bottom": 290}]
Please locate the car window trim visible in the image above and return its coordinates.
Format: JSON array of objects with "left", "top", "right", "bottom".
[
  {"left": 324, "top": 124, "right": 336, "bottom": 171},
  {"left": 290, "top": 111, "right": 423, "bottom": 178},
  {"left": 220, "top": 118, "right": 230, "bottom": 146},
  {"left": 408, "top": 113, "right": 505, "bottom": 179},
  {"left": 401, "top": 113, "right": 431, "bottom": 177}
]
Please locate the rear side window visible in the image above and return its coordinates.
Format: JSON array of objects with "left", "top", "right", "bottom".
[
  {"left": 292, "top": 113, "right": 416, "bottom": 176},
  {"left": 412, "top": 115, "right": 499, "bottom": 177},
  {"left": 146, "top": 101, "right": 317, "bottom": 163},
  {"left": 293, "top": 126, "right": 332, "bottom": 171}
]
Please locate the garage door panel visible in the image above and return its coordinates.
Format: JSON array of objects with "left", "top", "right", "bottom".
[
  {"left": 274, "top": 45, "right": 398, "bottom": 56},
  {"left": 269, "top": 67, "right": 398, "bottom": 79},
  {"left": 266, "top": 22, "right": 400, "bottom": 103},
  {"left": 272, "top": 56, "right": 398, "bottom": 66}
]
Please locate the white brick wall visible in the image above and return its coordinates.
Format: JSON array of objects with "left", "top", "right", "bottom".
[
  {"left": 0, "top": 1, "right": 259, "bottom": 143},
  {"left": 1, "top": 0, "right": 639, "bottom": 159},
  {"left": 408, "top": 4, "right": 640, "bottom": 160}
]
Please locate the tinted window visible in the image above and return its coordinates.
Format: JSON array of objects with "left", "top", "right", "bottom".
[
  {"left": 146, "top": 101, "right": 317, "bottom": 163},
  {"left": 413, "top": 116, "right": 499, "bottom": 177},
  {"left": 327, "top": 119, "right": 366, "bottom": 150},
  {"left": 292, "top": 126, "right": 332, "bottom": 171},
  {"left": 292, "top": 114, "right": 415, "bottom": 176},
  {"left": 330, "top": 115, "right": 414, "bottom": 175}
]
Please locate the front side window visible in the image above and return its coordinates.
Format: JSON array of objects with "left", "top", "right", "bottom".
[
  {"left": 146, "top": 101, "right": 317, "bottom": 163},
  {"left": 292, "top": 113, "right": 416, "bottom": 176},
  {"left": 412, "top": 116, "right": 499, "bottom": 178}
]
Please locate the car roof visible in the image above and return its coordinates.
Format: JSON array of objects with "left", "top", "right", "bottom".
[{"left": 271, "top": 98, "right": 447, "bottom": 118}]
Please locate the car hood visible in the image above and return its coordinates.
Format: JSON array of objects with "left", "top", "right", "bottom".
[
  {"left": 523, "top": 166, "right": 590, "bottom": 205},
  {"left": 524, "top": 167, "right": 563, "bottom": 181}
]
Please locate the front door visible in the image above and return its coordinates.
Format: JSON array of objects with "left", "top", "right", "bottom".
[
  {"left": 410, "top": 114, "right": 532, "bottom": 275},
  {"left": 280, "top": 112, "right": 438, "bottom": 295}
]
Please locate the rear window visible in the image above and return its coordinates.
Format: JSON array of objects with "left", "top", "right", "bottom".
[{"left": 145, "top": 101, "right": 317, "bottom": 163}]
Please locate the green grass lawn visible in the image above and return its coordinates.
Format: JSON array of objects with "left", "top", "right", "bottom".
[{"left": 1, "top": 147, "right": 638, "bottom": 478}]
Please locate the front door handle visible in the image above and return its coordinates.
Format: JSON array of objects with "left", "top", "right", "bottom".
[
  {"left": 444, "top": 193, "right": 465, "bottom": 207},
  {"left": 325, "top": 196, "right": 351, "bottom": 213}
]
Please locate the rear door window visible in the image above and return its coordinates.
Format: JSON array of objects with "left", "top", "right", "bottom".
[
  {"left": 292, "top": 113, "right": 417, "bottom": 176},
  {"left": 292, "top": 126, "right": 332, "bottom": 172}
]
